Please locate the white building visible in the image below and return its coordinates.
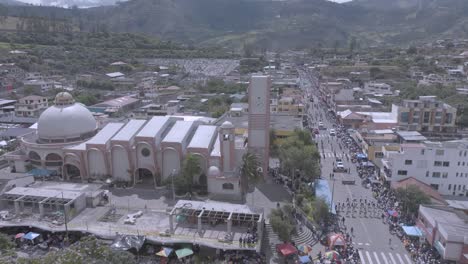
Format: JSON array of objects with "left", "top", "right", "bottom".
[
  {"left": 363, "top": 82, "right": 394, "bottom": 96},
  {"left": 15, "top": 95, "right": 48, "bottom": 118},
  {"left": 382, "top": 140, "right": 468, "bottom": 196},
  {"left": 6, "top": 77, "right": 271, "bottom": 200}
]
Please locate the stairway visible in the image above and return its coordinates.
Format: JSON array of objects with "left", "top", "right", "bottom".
[
  {"left": 292, "top": 225, "right": 316, "bottom": 246},
  {"left": 263, "top": 222, "right": 281, "bottom": 263}
]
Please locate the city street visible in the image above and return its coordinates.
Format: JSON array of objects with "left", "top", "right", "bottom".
[{"left": 299, "top": 69, "right": 414, "bottom": 264}]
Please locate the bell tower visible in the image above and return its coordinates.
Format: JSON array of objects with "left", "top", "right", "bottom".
[{"left": 247, "top": 75, "right": 271, "bottom": 178}]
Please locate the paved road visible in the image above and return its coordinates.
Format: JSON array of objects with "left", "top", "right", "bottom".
[{"left": 299, "top": 68, "right": 413, "bottom": 264}]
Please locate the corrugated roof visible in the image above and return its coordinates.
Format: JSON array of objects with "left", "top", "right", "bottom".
[
  {"left": 86, "top": 123, "right": 124, "bottom": 145},
  {"left": 187, "top": 125, "right": 217, "bottom": 149},
  {"left": 136, "top": 116, "right": 170, "bottom": 138},
  {"left": 162, "top": 121, "right": 194, "bottom": 144},
  {"left": 111, "top": 119, "right": 147, "bottom": 142}
]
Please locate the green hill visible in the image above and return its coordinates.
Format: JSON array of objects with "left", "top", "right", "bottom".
[{"left": 1, "top": 0, "right": 468, "bottom": 49}]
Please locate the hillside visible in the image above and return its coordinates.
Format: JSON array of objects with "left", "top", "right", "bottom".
[{"left": 1, "top": 0, "right": 468, "bottom": 49}]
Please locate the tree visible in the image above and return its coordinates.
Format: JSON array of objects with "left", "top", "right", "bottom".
[
  {"left": 349, "top": 36, "right": 357, "bottom": 55},
  {"left": 240, "top": 152, "right": 261, "bottom": 194},
  {"left": 174, "top": 154, "right": 201, "bottom": 194},
  {"left": 407, "top": 46, "right": 418, "bottom": 55},
  {"left": 396, "top": 185, "right": 431, "bottom": 216},
  {"left": 269, "top": 205, "right": 296, "bottom": 242},
  {"left": 278, "top": 130, "right": 320, "bottom": 184},
  {"left": 369, "top": 67, "right": 382, "bottom": 79},
  {"left": 17, "top": 236, "right": 136, "bottom": 264}
]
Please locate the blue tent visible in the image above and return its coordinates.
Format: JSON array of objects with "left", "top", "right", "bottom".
[
  {"left": 402, "top": 226, "right": 423, "bottom": 237},
  {"left": 299, "top": 255, "right": 311, "bottom": 263},
  {"left": 315, "top": 179, "right": 336, "bottom": 214},
  {"left": 23, "top": 232, "right": 40, "bottom": 240}
]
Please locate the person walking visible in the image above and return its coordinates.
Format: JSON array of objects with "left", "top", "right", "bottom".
[
  {"left": 389, "top": 238, "right": 392, "bottom": 248},
  {"left": 350, "top": 227, "right": 354, "bottom": 236}
]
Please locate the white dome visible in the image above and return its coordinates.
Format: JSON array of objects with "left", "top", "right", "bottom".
[
  {"left": 220, "top": 121, "right": 234, "bottom": 129},
  {"left": 207, "top": 166, "right": 221, "bottom": 178},
  {"left": 37, "top": 96, "right": 97, "bottom": 142}
]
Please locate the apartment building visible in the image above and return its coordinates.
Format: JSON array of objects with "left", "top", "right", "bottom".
[
  {"left": 270, "top": 97, "right": 304, "bottom": 117},
  {"left": 382, "top": 139, "right": 468, "bottom": 196},
  {"left": 15, "top": 95, "right": 48, "bottom": 118},
  {"left": 396, "top": 96, "right": 457, "bottom": 133}
]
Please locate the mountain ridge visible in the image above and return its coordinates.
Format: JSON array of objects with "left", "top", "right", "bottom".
[{"left": 1, "top": 0, "right": 468, "bottom": 49}]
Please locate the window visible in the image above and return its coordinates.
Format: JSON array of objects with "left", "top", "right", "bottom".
[
  {"left": 456, "top": 172, "right": 459, "bottom": 177},
  {"left": 426, "top": 171, "right": 429, "bottom": 177},
  {"left": 405, "top": 160, "right": 413, "bottom": 165},
  {"left": 397, "top": 170, "right": 408, "bottom": 176},
  {"left": 448, "top": 184, "right": 451, "bottom": 190},
  {"left": 433, "top": 161, "right": 442, "bottom": 167},
  {"left": 435, "top": 149, "right": 445, "bottom": 156},
  {"left": 465, "top": 151, "right": 467, "bottom": 157},
  {"left": 459, "top": 185, "right": 462, "bottom": 191},
  {"left": 443, "top": 161, "right": 449, "bottom": 167},
  {"left": 442, "top": 172, "right": 448, "bottom": 178},
  {"left": 432, "top": 172, "right": 441, "bottom": 178},
  {"left": 458, "top": 161, "right": 461, "bottom": 166},
  {"left": 421, "top": 149, "right": 425, "bottom": 155},
  {"left": 430, "top": 184, "right": 439, "bottom": 190},
  {"left": 445, "top": 113, "right": 453, "bottom": 124},
  {"left": 423, "top": 112, "right": 430, "bottom": 123},
  {"left": 141, "top": 148, "right": 151, "bottom": 157},
  {"left": 400, "top": 112, "right": 409, "bottom": 123},
  {"left": 459, "top": 151, "right": 463, "bottom": 157},
  {"left": 222, "top": 183, "right": 234, "bottom": 190}
]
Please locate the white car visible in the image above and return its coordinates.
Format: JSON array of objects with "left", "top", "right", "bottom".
[{"left": 329, "top": 129, "right": 336, "bottom": 136}]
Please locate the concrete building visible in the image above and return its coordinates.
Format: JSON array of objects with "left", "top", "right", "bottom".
[
  {"left": 381, "top": 139, "right": 468, "bottom": 196},
  {"left": 363, "top": 82, "right": 394, "bottom": 96},
  {"left": 4, "top": 87, "right": 272, "bottom": 201},
  {"left": 90, "top": 96, "right": 141, "bottom": 117},
  {"left": 396, "top": 96, "right": 457, "bottom": 133},
  {"left": 15, "top": 95, "right": 48, "bottom": 118},
  {"left": 270, "top": 97, "right": 304, "bottom": 117},
  {"left": 416, "top": 205, "right": 468, "bottom": 264}
]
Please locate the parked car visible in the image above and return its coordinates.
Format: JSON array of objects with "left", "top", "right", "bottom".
[{"left": 329, "top": 129, "right": 336, "bottom": 136}]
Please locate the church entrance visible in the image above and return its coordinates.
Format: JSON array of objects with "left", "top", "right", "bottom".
[
  {"left": 65, "top": 164, "right": 81, "bottom": 182},
  {"left": 135, "top": 168, "right": 159, "bottom": 188}
]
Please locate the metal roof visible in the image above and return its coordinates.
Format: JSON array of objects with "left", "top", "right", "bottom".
[
  {"left": 162, "top": 121, "right": 194, "bottom": 144},
  {"left": 187, "top": 125, "right": 217, "bottom": 149},
  {"left": 111, "top": 119, "right": 147, "bottom": 142},
  {"left": 86, "top": 123, "right": 124, "bottom": 145},
  {"left": 136, "top": 116, "right": 170, "bottom": 138}
]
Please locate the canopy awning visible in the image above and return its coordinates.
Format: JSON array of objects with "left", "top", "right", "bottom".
[
  {"left": 276, "top": 243, "right": 297, "bottom": 256},
  {"left": 23, "top": 232, "right": 40, "bottom": 240},
  {"left": 387, "top": 209, "right": 399, "bottom": 217},
  {"left": 175, "top": 248, "right": 194, "bottom": 259},
  {"left": 156, "top": 247, "right": 173, "bottom": 257},
  {"left": 402, "top": 226, "right": 423, "bottom": 237},
  {"left": 299, "top": 255, "right": 311, "bottom": 263},
  {"left": 356, "top": 153, "right": 367, "bottom": 159},
  {"left": 315, "top": 179, "right": 337, "bottom": 214}
]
